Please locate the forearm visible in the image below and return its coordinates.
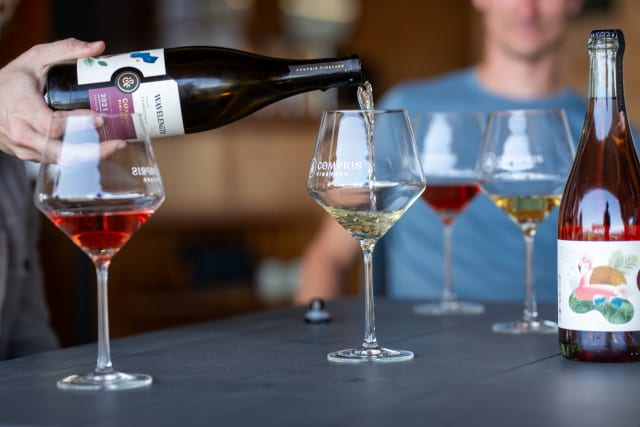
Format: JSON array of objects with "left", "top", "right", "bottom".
[
  {"left": 295, "top": 248, "right": 348, "bottom": 305},
  {"left": 294, "top": 217, "right": 360, "bottom": 305}
]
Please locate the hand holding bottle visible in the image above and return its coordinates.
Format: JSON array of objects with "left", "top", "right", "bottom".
[{"left": 0, "top": 38, "right": 105, "bottom": 161}]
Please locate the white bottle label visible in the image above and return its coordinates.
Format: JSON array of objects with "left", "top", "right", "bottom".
[
  {"left": 77, "top": 49, "right": 166, "bottom": 84},
  {"left": 79, "top": 49, "right": 185, "bottom": 137},
  {"left": 558, "top": 240, "right": 640, "bottom": 331}
]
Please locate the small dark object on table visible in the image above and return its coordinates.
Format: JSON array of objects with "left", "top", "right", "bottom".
[{"left": 304, "top": 298, "right": 331, "bottom": 323}]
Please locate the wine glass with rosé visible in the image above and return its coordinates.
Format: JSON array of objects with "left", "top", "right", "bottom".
[
  {"left": 34, "top": 112, "right": 165, "bottom": 390},
  {"left": 307, "top": 109, "right": 425, "bottom": 362},
  {"left": 411, "top": 112, "right": 485, "bottom": 316},
  {"left": 477, "top": 109, "right": 575, "bottom": 334}
]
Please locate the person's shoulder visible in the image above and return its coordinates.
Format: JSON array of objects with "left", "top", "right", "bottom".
[
  {"left": 387, "top": 69, "right": 473, "bottom": 95},
  {"left": 558, "top": 89, "right": 586, "bottom": 112},
  {"left": 380, "top": 69, "right": 475, "bottom": 109},
  {"left": 552, "top": 88, "right": 586, "bottom": 126}
]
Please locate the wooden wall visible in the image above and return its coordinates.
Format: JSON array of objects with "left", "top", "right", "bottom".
[
  {"left": 0, "top": 0, "right": 49, "bottom": 66},
  {"left": 561, "top": 1, "right": 640, "bottom": 124}
]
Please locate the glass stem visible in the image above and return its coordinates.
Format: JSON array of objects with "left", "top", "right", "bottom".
[
  {"left": 360, "top": 241, "right": 378, "bottom": 349},
  {"left": 523, "top": 234, "right": 539, "bottom": 323},
  {"left": 94, "top": 260, "right": 114, "bottom": 374},
  {"left": 441, "top": 223, "right": 455, "bottom": 303}
]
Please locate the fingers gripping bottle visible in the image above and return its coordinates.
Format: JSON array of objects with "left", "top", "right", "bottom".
[{"left": 558, "top": 29, "right": 640, "bottom": 362}]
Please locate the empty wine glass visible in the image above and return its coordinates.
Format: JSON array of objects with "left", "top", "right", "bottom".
[
  {"left": 34, "top": 113, "right": 165, "bottom": 389},
  {"left": 411, "top": 112, "right": 485, "bottom": 316},
  {"left": 476, "top": 109, "right": 574, "bottom": 334},
  {"left": 307, "top": 109, "right": 425, "bottom": 362}
]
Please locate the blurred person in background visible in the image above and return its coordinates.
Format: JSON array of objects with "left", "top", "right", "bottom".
[
  {"left": 295, "top": 0, "right": 585, "bottom": 304},
  {"left": 0, "top": 0, "right": 105, "bottom": 359}
]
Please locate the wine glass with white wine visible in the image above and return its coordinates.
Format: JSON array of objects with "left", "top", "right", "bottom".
[
  {"left": 477, "top": 109, "right": 575, "bottom": 334},
  {"left": 307, "top": 109, "right": 426, "bottom": 362}
]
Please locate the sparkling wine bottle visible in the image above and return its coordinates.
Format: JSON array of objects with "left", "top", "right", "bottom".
[
  {"left": 44, "top": 46, "right": 363, "bottom": 137},
  {"left": 557, "top": 29, "right": 640, "bottom": 362}
]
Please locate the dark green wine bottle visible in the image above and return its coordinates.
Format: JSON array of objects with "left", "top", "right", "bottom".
[{"left": 44, "top": 46, "right": 363, "bottom": 137}]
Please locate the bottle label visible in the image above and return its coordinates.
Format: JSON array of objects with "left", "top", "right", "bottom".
[
  {"left": 80, "top": 49, "right": 184, "bottom": 137},
  {"left": 288, "top": 58, "right": 361, "bottom": 76},
  {"left": 77, "top": 49, "right": 167, "bottom": 84},
  {"left": 89, "top": 80, "right": 184, "bottom": 137},
  {"left": 558, "top": 240, "right": 640, "bottom": 331}
]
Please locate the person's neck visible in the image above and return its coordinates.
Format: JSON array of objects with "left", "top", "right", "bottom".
[{"left": 475, "top": 47, "right": 563, "bottom": 100}]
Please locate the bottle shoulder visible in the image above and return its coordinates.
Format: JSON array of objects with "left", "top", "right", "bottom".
[{"left": 559, "top": 128, "right": 640, "bottom": 234}]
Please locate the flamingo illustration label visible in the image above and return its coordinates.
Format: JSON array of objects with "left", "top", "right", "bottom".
[{"left": 558, "top": 240, "right": 640, "bottom": 331}]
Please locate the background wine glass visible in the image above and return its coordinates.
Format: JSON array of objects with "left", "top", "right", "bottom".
[
  {"left": 307, "top": 109, "right": 425, "bottom": 362},
  {"left": 34, "top": 113, "right": 165, "bottom": 390},
  {"left": 477, "top": 109, "right": 574, "bottom": 334},
  {"left": 411, "top": 112, "right": 485, "bottom": 316}
]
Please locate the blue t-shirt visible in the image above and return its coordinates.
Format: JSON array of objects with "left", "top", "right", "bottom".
[{"left": 377, "top": 68, "right": 586, "bottom": 301}]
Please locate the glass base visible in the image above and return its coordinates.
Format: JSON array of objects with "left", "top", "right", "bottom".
[
  {"left": 492, "top": 318, "right": 557, "bottom": 335},
  {"left": 327, "top": 345, "right": 414, "bottom": 363},
  {"left": 413, "top": 300, "right": 485, "bottom": 316},
  {"left": 57, "top": 370, "right": 152, "bottom": 391}
]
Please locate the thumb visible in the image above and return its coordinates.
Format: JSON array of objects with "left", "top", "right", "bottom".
[{"left": 27, "top": 38, "right": 106, "bottom": 69}]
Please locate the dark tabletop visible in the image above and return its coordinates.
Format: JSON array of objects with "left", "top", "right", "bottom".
[{"left": 0, "top": 298, "right": 638, "bottom": 427}]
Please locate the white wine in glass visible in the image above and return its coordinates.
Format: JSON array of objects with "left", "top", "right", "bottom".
[
  {"left": 307, "top": 109, "right": 425, "bottom": 362},
  {"left": 477, "top": 109, "right": 574, "bottom": 334},
  {"left": 34, "top": 113, "right": 165, "bottom": 390}
]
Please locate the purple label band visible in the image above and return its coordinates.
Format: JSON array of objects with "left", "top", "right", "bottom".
[{"left": 88, "top": 87, "right": 137, "bottom": 140}]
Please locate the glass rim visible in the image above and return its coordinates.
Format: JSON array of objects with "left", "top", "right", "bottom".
[
  {"left": 409, "top": 110, "right": 484, "bottom": 116},
  {"left": 486, "top": 108, "right": 567, "bottom": 117},
  {"left": 321, "top": 109, "right": 407, "bottom": 114}
]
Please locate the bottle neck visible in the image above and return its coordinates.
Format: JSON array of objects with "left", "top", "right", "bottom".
[
  {"left": 585, "top": 42, "right": 632, "bottom": 144},
  {"left": 588, "top": 46, "right": 625, "bottom": 112},
  {"left": 287, "top": 55, "right": 363, "bottom": 89}
]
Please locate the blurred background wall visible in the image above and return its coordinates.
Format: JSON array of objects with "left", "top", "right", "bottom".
[{"left": 2, "top": 0, "right": 638, "bottom": 346}]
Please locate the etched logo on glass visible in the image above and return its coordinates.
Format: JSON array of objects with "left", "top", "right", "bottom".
[
  {"left": 497, "top": 111, "right": 543, "bottom": 171},
  {"left": 420, "top": 113, "right": 457, "bottom": 174}
]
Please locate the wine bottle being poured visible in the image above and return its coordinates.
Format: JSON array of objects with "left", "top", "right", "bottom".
[{"left": 44, "top": 46, "right": 364, "bottom": 138}]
